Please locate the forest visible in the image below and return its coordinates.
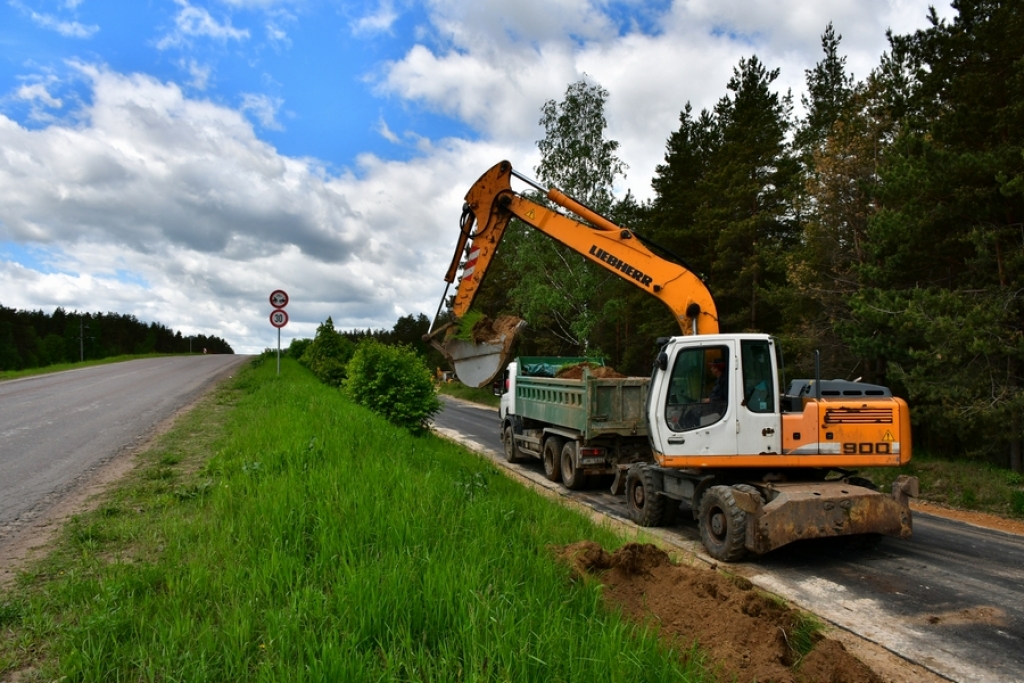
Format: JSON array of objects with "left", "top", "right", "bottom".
[
  {"left": 458, "top": 2, "right": 1023, "bottom": 471},
  {"left": 0, "top": 304, "right": 234, "bottom": 368}
]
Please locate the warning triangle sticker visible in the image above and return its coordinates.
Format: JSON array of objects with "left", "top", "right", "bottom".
[{"left": 882, "top": 430, "right": 895, "bottom": 442}]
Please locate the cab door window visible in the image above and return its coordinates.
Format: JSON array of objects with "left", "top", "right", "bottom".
[
  {"left": 665, "top": 346, "right": 729, "bottom": 432},
  {"left": 740, "top": 340, "right": 775, "bottom": 413}
]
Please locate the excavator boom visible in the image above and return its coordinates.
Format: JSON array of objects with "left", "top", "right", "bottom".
[{"left": 430, "top": 161, "right": 719, "bottom": 386}]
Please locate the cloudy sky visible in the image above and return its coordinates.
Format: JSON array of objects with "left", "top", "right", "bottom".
[{"left": 0, "top": 0, "right": 954, "bottom": 354}]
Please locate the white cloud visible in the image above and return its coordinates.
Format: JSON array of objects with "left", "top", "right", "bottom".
[
  {"left": 16, "top": 82, "right": 63, "bottom": 109},
  {"left": 376, "top": 117, "right": 400, "bottom": 144},
  {"left": 351, "top": 0, "right": 398, "bottom": 36},
  {"left": 375, "top": 0, "right": 956, "bottom": 200},
  {"left": 157, "top": 0, "right": 250, "bottom": 50},
  {"left": 0, "top": 0, "right": 959, "bottom": 354},
  {"left": 265, "top": 20, "right": 290, "bottom": 47},
  {"left": 0, "top": 63, "right": 534, "bottom": 352},
  {"left": 182, "top": 59, "right": 212, "bottom": 90},
  {"left": 219, "top": 0, "right": 297, "bottom": 8},
  {"left": 9, "top": 0, "right": 99, "bottom": 38},
  {"left": 240, "top": 92, "right": 283, "bottom": 130}
]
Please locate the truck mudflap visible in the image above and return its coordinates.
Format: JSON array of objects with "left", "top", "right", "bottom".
[{"left": 736, "top": 475, "right": 919, "bottom": 556}]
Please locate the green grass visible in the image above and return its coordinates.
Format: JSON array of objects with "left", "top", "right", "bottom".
[
  {"left": 0, "top": 357, "right": 709, "bottom": 682},
  {"left": 437, "top": 381, "right": 502, "bottom": 408},
  {"left": 0, "top": 353, "right": 202, "bottom": 382},
  {"left": 863, "top": 451, "right": 1024, "bottom": 518}
]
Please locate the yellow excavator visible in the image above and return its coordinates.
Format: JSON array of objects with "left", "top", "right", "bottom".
[{"left": 427, "top": 160, "right": 918, "bottom": 561}]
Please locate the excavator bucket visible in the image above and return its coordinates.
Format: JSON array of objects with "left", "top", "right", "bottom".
[{"left": 426, "top": 315, "right": 525, "bottom": 388}]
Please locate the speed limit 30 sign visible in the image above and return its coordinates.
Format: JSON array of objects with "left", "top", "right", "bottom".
[{"left": 270, "top": 309, "right": 289, "bottom": 328}]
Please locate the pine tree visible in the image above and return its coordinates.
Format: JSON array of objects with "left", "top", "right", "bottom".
[
  {"left": 697, "top": 56, "right": 800, "bottom": 333},
  {"left": 849, "top": 0, "right": 1024, "bottom": 468}
]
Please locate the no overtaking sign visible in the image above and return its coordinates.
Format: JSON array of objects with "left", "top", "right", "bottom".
[{"left": 270, "top": 289, "right": 289, "bottom": 308}]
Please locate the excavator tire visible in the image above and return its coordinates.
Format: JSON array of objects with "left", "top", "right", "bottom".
[
  {"left": 560, "top": 441, "right": 587, "bottom": 490},
  {"left": 698, "top": 485, "right": 749, "bottom": 562},
  {"left": 626, "top": 465, "right": 666, "bottom": 527},
  {"left": 542, "top": 437, "right": 563, "bottom": 483},
  {"left": 503, "top": 426, "right": 527, "bottom": 464}
]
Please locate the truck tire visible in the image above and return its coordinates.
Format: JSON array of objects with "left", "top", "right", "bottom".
[
  {"left": 542, "top": 437, "right": 563, "bottom": 483},
  {"left": 560, "top": 441, "right": 587, "bottom": 490},
  {"left": 503, "top": 426, "right": 527, "bottom": 464},
  {"left": 625, "top": 465, "right": 666, "bottom": 527},
  {"left": 698, "top": 485, "right": 748, "bottom": 562}
]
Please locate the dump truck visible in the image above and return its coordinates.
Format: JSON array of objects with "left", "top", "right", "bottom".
[
  {"left": 498, "top": 357, "right": 650, "bottom": 488},
  {"left": 428, "top": 161, "right": 919, "bottom": 561}
]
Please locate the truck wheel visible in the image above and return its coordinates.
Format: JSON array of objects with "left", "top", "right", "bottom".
[
  {"left": 625, "top": 466, "right": 666, "bottom": 527},
  {"left": 542, "top": 437, "right": 563, "bottom": 483},
  {"left": 698, "top": 485, "right": 748, "bottom": 562},
  {"left": 560, "top": 442, "right": 587, "bottom": 490},
  {"left": 503, "top": 426, "right": 526, "bottom": 464}
]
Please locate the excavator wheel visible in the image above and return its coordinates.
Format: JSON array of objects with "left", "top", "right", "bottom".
[
  {"left": 542, "top": 437, "right": 563, "bottom": 483},
  {"left": 503, "top": 426, "right": 527, "bottom": 464},
  {"left": 698, "top": 485, "right": 749, "bottom": 562},
  {"left": 625, "top": 465, "right": 667, "bottom": 527},
  {"left": 560, "top": 441, "right": 587, "bottom": 491}
]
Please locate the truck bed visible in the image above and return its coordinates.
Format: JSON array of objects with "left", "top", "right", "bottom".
[{"left": 515, "top": 374, "right": 649, "bottom": 440}]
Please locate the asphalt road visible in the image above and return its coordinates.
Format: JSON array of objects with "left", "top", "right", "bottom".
[
  {"left": 0, "top": 355, "right": 247, "bottom": 542},
  {"left": 433, "top": 395, "right": 1024, "bottom": 683}
]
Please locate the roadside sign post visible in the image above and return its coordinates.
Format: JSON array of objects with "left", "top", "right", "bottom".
[{"left": 269, "top": 290, "right": 289, "bottom": 375}]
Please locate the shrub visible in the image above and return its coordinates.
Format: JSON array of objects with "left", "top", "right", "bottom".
[
  {"left": 299, "top": 318, "right": 355, "bottom": 387},
  {"left": 287, "top": 337, "right": 312, "bottom": 359},
  {"left": 345, "top": 339, "right": 442, "bottom": 434},
  {"left": 1011, "top": 490, "right": 1024, "bottom": 517}
]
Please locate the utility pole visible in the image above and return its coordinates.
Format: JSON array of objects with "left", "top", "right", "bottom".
[{"left": 79, "top": 317, "right": 89, "bottom": 362}]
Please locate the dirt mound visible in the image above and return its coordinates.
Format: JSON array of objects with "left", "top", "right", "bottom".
[
  {"left": 555, "top": 541, "right": 879, "bottom": 683},
  {"left": 555, "top": 362, "right": 627, "bottom": 379},
  {"left": 470, "top": 315, "right": 524, "bottom": 345}
]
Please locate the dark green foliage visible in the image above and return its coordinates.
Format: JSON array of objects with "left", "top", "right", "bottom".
[
  {"left": 842, "top": 0, "right": 1024, "bottom": 467},
  {"left": 286, "top": 337, "right": 312, "bottom": 359},
  {"left": 344, "top": 339, "right": 442, "bottom": 434},
  {"left": 298, "top": 317, "right": 355, "bottom": 387},
  {"left": 0, "top": 303, "right": 233, "bottom": 371},
  {"left": 1012, "top": 491, "right": 1024, "bottom": 516},
  {"left": 432, "top": 3, "right": 1024, "bottom": 471},
  {"left": 503, "top": 79, "right": 628, "bottom": 354},
  {"left": 701, "top": 56, "right": 800, "bottom": 333}
]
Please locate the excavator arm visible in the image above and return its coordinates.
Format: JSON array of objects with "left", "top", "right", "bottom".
[{"left": 431, "top": 160, "right": 719, "bottom": 386}]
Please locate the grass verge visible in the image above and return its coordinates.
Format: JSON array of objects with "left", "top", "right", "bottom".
[
  {"left": 864, "top": 452, "right": 1024, "bottom": 518},
  {"left": 0, "top": 357, "right": 709, "bottom": 682},
  {"left": 437, "top": 381, "right": 501, "bottom": 408}
]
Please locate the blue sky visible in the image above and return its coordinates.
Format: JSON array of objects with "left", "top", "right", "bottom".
[{"left": 0, "top": 0, "right": 954, "bottom": 354}]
